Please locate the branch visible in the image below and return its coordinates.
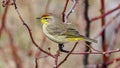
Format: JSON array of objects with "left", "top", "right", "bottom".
[
  {"left": 62, "top": 0, "right": 69, "bottom": 22},
  {"left": 106, "top": 57, "right": 120, "bottom": 65},
  {"left": 90, "top": 4, "right": 120, "bottom": 22},
  {"left": 5, "top": 28, "right": 22, "bottom": 68},
  {"left": 35, "top": 57, "right": 38, "bottom": 68},
  {"left": 94, "top": 11, "right": 120, "bottom": 39},
  {"left": 84, "top": 0, "right": 91, "bottom": 66},
  {"left": 54, "top": 51, "right": 60, "bottom": 68},
  {"left": 71, "top": 48, "right": 120, "bottom": 55},
  {"left": 0, "top": 0, "right": 10, "bottom": 36},
  {"left": 62, "top": 0, "right": 78, "bottom": 23},
  {"left": 101, "top": 1, "right": 107, "bottom": 66},
  {"left": 107, "top": 12, "right": 120, "bottom": 52},
  {"left": 86, "top": 56, "right": 120, "bottom": 67},
  {"left": 56, "top": 42, "right": 78, "bottom": 68}
]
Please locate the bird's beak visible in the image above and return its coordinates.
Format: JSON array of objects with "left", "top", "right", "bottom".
[{"left": 36, "top": 17, "right": 41, "bottom": 19}]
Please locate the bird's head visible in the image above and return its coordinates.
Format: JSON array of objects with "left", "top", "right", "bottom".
[{"left": 37, "top": 14, "right": 54, "bottom": 25}]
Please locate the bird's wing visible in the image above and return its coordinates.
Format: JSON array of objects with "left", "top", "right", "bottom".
[
  {"left": 62, "top": 28, "right": 82, "bottom": 38},
  {"left": 46, "top": 23, "right": 67, "bottom": 35},
  {"left": 46, "top": 23, "right": 84, "bottom": 37}
]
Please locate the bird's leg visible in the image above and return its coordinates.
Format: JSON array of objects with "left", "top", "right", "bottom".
[{"left": 58, "top": 44, "right": 69, "bottom": 53}]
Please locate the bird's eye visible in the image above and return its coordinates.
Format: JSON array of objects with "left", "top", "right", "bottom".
[{"left": 44, "top": 18, "right": 49, "bottom": 20}]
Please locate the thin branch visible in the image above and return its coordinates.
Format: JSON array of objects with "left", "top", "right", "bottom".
[
  {"left": 106, "top": 57, "right": 120, "bottom": 65},
  {"left": 63, "top": 0, "right": 78, "bottom": 23},
  {"left": 71, "top": 48, "right": 120, "bottom": 55},
  {"left": 5, "top": 28, "right": 22, "bottom": 68},
  {"left": 54, "top": 51, "right": 60, "bottom": 68},
  {"left": 94, "top": 11, "right": 120, "bottom": 39},
  {"left": 90, "top": 4, "right": 120, "bottom": 22},
  {"left": 107, "top": 14, "right": 120, "bottom": 52},
  {"left": 83, "top": 56, "right": 120, "bottom": 68},
  {"left": 85, "top": 43, "right": 101, "bottom": 52},
  {"left": 62, "top": 0, "right": 69, "bottom": 22},
  {"left": 56, "top": 42, "right": 78, "bottom": 68},
  {"left": 0, "top": 0, "right": 10, "bottom": 36},
  {"left": 35, "top": 57, "right": 38, "bottom": 68}
]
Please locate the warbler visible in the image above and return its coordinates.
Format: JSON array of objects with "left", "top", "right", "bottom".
[{"left": 37, "top": 14, "right": 97, "bottom": 52}]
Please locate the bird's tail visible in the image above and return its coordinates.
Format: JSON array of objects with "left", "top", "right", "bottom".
[{"left": 83, "top": 37, "right": 97, "bottom": 43}]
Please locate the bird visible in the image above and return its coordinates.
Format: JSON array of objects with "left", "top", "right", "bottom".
[{"left": 37, "top": 13, "right": 97, "bottom": 53}]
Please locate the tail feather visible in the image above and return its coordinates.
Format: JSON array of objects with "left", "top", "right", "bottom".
[{"left": 83, "top": 37, "right": 97, "bottom": 43}]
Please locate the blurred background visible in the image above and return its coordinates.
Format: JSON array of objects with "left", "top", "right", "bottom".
[{"left": 0, "top": 0, "right": 120, "bottom": 68}]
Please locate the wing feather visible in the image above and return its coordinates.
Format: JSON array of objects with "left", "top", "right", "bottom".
[{"left": 46, "top": 23, "right": 67, "bottom": 35}]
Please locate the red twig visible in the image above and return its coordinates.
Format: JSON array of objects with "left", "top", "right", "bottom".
[
  {"left": 5, "top": 28, "right": 22, "bottom": 68},
  {"left": 12, "top": 0, "right": 55, "bottom": 58},
  {"left": 87, "top": 57, "right": 120, "bottom": 68},
  {"left": 85, "top": 43, "right": 101, "bottom": 52},
  {"left": 1, "top": 0, "right": 22, "bottom": 67},
  {"left": 71, "top": 48, "right": 120, "bottom": 55},
  {"left": 62, "top": 0, "right": 78, "bottom": 23},
  {"left": 107, "top": 12, "right": 120, "bottom": 52},
  {"left": 91, "top": 4, "right": 120, "bottom": 22},
  {"left": 62, "top": 0, "right": 69, "bottom": 22},
  {"left": 94, "top": 11, "right": 120, "bottom": 39},
  {"left": 0, "top": 0, "right": 10, "bottom": 36},
  {"left": 54, "top": 51, "right": 60, "bottom": 68},
  {"left": 56, "top": 42, "right": 78, "bottom": 68},
  {"left": 85, "top": 57, "right": 120, "bottom": 68},
  {"left": 106, "top": 57, "right": 120, "bottom": 65}
]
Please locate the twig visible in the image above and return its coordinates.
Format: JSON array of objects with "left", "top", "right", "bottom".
[
  {"left": 71, "top": 48, "right": 120, "bottom": 55},
  {"left": 62, "top": 0, "right": 69, "bottom": 22},
  {"left": 106, "top": 57, "right": 120, "bottom": 65},
  {"left": 54, "top": 51, "right": 60, "bottom": 68},
  {"left": 94, "top": 11, "right": 120, "bottom": 39},
  {"left": 85, "top": 43, "right": 101, "bottom": 52},
  {"left": 63, "top": 0, "right": 78, "bottom": 23},
  {"left": 56, "top": 42, "right": 78, "bottom": 68},
  {"left": 0, "top": 0, "right": 10, "bottom": 36},
  {"left": 5, "top": 28, "right": 22, "bottom": 68},
  {"left": 35, "top": 57, "right": 38, "bottom": 68},
  {"left": 82, "top": 56, "right": 120, "bottom": 68},
  {"left": 106, "top": 20, "right": 120, "bottom": 56},
  {"left": 1, "top": 0, "right": 22, "bottom": 67},
  {"left": 107, "top": 12, "right": 120, "bottom": 52},
  {"left": 90, "top": 4, "right": 120, "bottom": 22},
  {"left": 86, "top": 57, "right": 120, "bottom": 68}
]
